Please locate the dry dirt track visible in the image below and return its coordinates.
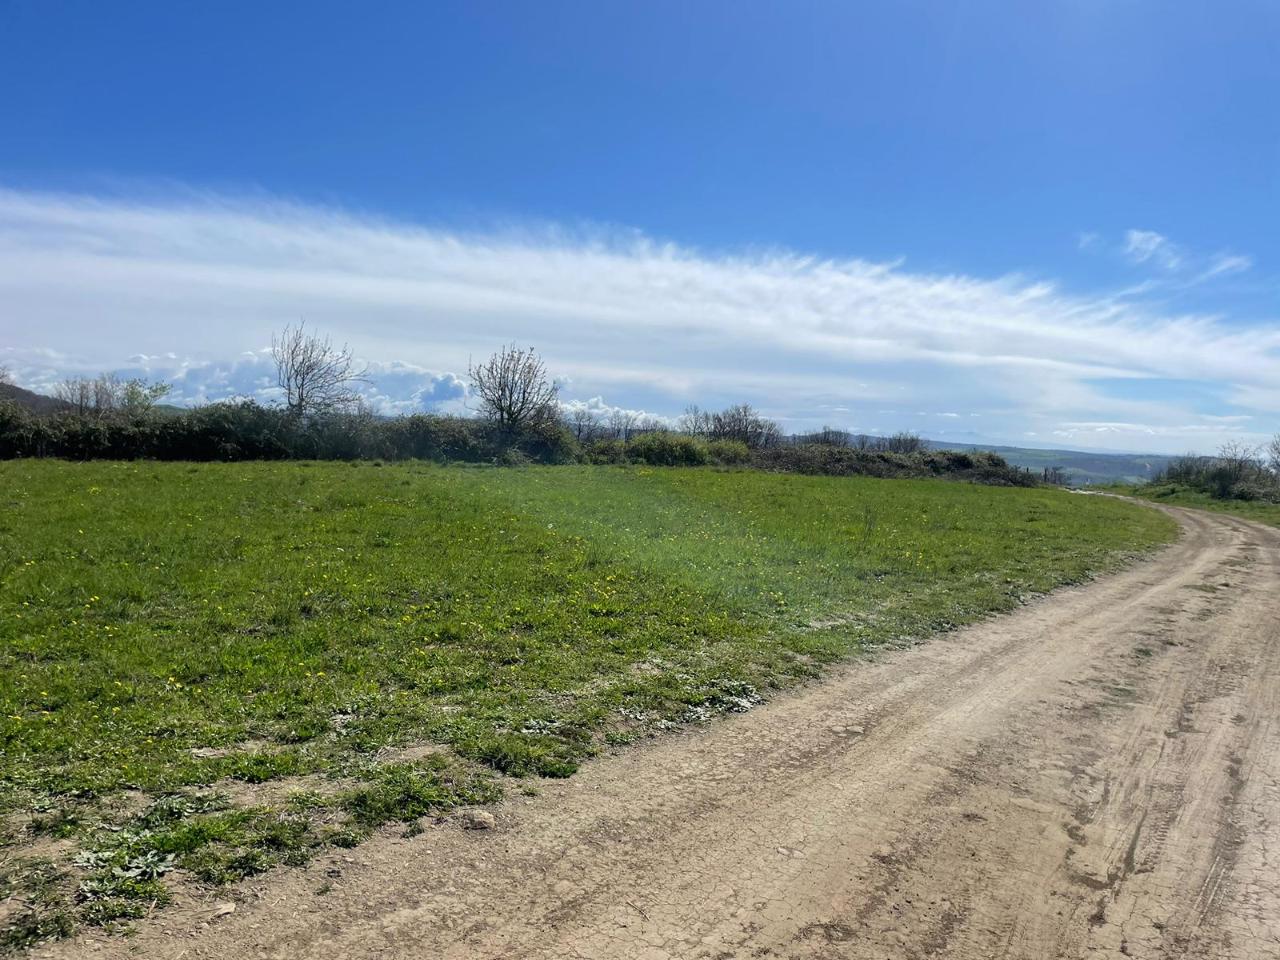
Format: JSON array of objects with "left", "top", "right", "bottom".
[{"left": 44, "top": 503, "right": 1280, "bottom": 960}]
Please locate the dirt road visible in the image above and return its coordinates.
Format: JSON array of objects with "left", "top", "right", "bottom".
[{"left": 45, "top": 504, "right": 1280, "bottom": 959}]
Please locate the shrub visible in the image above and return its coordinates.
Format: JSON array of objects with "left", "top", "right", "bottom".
[
  {"left": 380, "top": 414, "right": 489, "bottom": 462},
  {"left": 584, "top": 432, "right": 743, "bottom": 467},
  {"left": 706, "top": 403, "right": 782, "bottom": 448},
  {"left": 584, "top": 438, "right": 627, "bottom": 464},
  {"left": 0, "top": 399, "right": 1035, "bottom": 488},
  {"left": 751, "top": 444, "right": 1035, "bottom": 486},
  {"left": 166, "top": 402, "right": 297, "bottom": 460},
  {"left": 882, "top": 431, "right": 925, "bottom": 454},
  {"left": 706, "top": 439, "right": 750, "bottom": 465},
  {"left": 0, "top": 403, "right": 583, "bottom": 466},
  {"left": 1227, "top": 478, "right": 1279, "bottom": 502},
  {"left": 626, "top": 431, "right": 708, "bottom": 466},
  {"left": 0, "top": 400, "right": 35, "bottom": 458},
  {"left": 497, "top": 446, "right": 531, "bottom": 467},
  {"left": 1150, "top": 443, "right": 1280, "bottom": 504},
  {"left": 508, "top": 420, "right": 580, "bottom": 465}
]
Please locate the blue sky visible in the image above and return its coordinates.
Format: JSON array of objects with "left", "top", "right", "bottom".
[{"left": 1, "top": 0, "right": 1277, "bottom": 452}]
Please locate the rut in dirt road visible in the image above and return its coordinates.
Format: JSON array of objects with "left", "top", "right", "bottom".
[{"left": 43, "top": 505, "right": 1280, "bottom": 960}]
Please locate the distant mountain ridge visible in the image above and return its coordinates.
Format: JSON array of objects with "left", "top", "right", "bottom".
[{"left": 924, "top": 439, "right": 1173, "bottom": 485}]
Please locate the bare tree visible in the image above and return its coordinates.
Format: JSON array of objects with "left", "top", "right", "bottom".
[
  {"left": 1216, "top": 440, "right": 1259, "bottom": 485},
  {"left": 608, "top": 408, "right": 638, "bottom": 442},
  {"left": 567, "top": 406, "right": 600, "bottom": 442},
  {"left": 678, "top": 404, "right": 712, "bottom": 437},
  {"left": 797, "top": 426, "right": 851, "bottom": 447},
  {"left": 54, "top": 373, "right": 168, "bottom": 420},
  {"left": 92, "top": 372, "right": 122, "bottom": 415},
  {"left": 1200, "top": 440, "right": 1262, "bottom": 498},
  {"left": 883, "top": 431, "right": 925, "bottom": 454},
  {"left": 1270, "top": 434, "right": 1280, "bottom": 474},
  {"left": 55, "top": 376, "right": 99, "bottom": 417},
  {"left": 272, "top": 323, "right": 367, "bottom": 418},
  {"left": 708, "top": 403, "right": 782, "bottom": 448},
  {"left": 468, "top": 345, "right": 558, "bottom": 428}
]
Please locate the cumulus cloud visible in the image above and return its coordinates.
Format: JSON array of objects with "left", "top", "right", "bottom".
[
  {"left": 1, "top": 186, "right": 1277, "bottom": 452},
  {"left": 355, "top": 362, "right": 468, "bottom": 415},
  {"left": 9, "top": 348, "right": 470, "bottom": 417},
  {"left": 559, "top": 395, "right": 673, "bottom": 428}
]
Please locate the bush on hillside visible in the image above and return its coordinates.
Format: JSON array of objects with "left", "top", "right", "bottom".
[
  {"left": 583, "top": 438, "right": 627, "bottom": 464},
  {"left": 584, "top": 433, "right": 752, "bottom": 468},
  {"left": 752, "top": 444, "right": 1035, "bottom": 486},
  {"left": 1151, "top": 444, "right": 1280, "bottom": 503},
  {"left": 0, "top": 398, "right": 1034, "bottom": 487},
  {"left": 706, "top": 439, "right": 751, "bottom": 465},
  {"left": 0, "top": 401, "right": 580, "bottom": 465},
  {"left": 626, "top": 431, "right": 709, "bottom": 466}
]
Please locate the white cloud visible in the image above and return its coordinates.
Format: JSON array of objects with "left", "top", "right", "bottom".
[
  {"left": 1197, "top": 252, "right": 1253, "bottom": 282},
  {"left": 1050, "top": 419, "right": 1265, "bottom": 444},
  {"left": 1, "top": 187, "right": 1277, "bottom": 453},
  {"left": 1110, "top": 228, "right": 1253, "bottom": 288},
  {"left": 1123, "top": 229, "right": 1182, "bottom": 270},
  {"left": 559, "top": 396, "right": 673, "bottom": 428},
  {"left": 355, "top": 361, "right": 467, "bottom": 415},
  {"left": 8, "top": 345, "right": 468, "bottom": 416}
]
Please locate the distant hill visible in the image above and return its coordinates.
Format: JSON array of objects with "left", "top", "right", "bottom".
[
  {"left": 0, "top": 384, "right": 187, "bottom": 418},
  {"left": 926, "top": 440, "right": 1174, "bottom": 485},
  {"left": 0, "top": 382, "right": 73, "bottom": 416}
]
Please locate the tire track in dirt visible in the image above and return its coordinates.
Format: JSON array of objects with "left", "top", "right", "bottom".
[{"left": 40, "top": 504, "right": 1280, "bottom": 959}]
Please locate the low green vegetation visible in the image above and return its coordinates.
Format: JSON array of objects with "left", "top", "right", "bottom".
[
  {"left": 0, "top": 461, "right": 1175, "bottom": 949},
  {"left": 1122, "top": 482, "right": 1280, "bottom": 528},
  {"left": 0, "top": 396, "right": 1037, "bottom": 485},
  {"left": 1114, "top": 438, "right": 1280, "bottom": 529},
  {"left": 1145, "top": 445, "right": 1280, "bottom": 503}
]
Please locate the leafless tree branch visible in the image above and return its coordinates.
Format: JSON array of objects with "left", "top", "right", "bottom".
[
  {"left": 272, "top": 323, "right": 368, "bottom": 418},
  {"left": 468, "top": 345, "right": 558, "bottom": 428}
]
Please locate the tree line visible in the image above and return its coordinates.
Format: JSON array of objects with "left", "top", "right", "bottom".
[
  {"left": 1153, "top": 439, "right": 1280, "bottom": 503},
  {"left": 0, "top": 326, "right": 1036, "bottom": 485}
]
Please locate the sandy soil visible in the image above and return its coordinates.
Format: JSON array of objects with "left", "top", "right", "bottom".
[{"left": 42, "top": 503, "right": 1280, "bottom": 959}]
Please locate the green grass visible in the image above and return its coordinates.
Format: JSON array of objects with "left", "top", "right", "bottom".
[
  {"left": 0, "top": 461, "right": 1176, "bottom": 949},
  {"left": 1119, "top": 482, "right": 1280, "bottom": 528}
]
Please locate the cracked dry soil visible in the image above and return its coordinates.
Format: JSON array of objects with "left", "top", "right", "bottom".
[{"left": 42, "top": 504, "right": 1280, "bottom": 959}]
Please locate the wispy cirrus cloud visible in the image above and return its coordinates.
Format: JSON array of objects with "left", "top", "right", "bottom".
[
  {"left": 1123, "top": 229, "right": 1183, "bottom": 271},
  {"left": 1196, "top": 252, "right": 1254, "bottom": 283},
  {"left": 0, "top": 186, "right": 1277, "bottom": 452},
  {"left": 1106, "top": 227, "right": 1253, "bottom": 289}
]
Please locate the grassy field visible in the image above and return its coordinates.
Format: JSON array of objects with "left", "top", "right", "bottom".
[
  {"left": 1119, "top": 482, "right": 1280, "bottom": 528},
  {"left": 0, "top": 462, "right": 1176, "bottom": 948}
]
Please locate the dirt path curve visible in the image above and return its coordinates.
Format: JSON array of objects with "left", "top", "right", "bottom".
[{"left": 44, "top": 504, "right": 1280, "bottom": 960}]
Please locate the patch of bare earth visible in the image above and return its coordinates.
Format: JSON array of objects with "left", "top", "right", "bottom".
[{"left": 36, "top": 505, "right": 1280, "bottom": 959}]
